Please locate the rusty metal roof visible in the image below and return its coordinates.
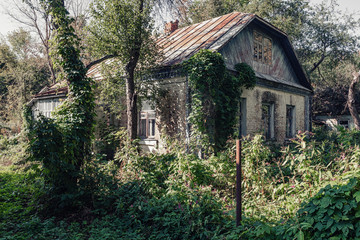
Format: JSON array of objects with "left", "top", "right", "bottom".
[
  {"left": 35, "top": 81, "right": 68, "bottom": 98},
  {"left": 157, "top": 12, "right": 255, "bottom": 66},
  {"left": 32, "top": 12, "right": 311, "bottom": 100}
]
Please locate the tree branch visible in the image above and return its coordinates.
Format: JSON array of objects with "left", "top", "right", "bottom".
[
  {"left": 309, "top": 53, "right": 326, "bottom": 74},
  {"left": 85, "top": 54, "right": 117, "bottom": 71}
]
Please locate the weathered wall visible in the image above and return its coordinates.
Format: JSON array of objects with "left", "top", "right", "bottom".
[
  {"left": 219, "top": 24, "right": 301, "bottom": 85},
  {"left": 241, "top": 85, "right": 307, "bottom": 142}
]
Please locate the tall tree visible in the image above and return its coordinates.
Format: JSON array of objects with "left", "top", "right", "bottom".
[
  {"left": 6, "top": 0, "right": 56, "bottom": 82},
  {"left": 188, "top": 0, "right": 248, "bottom": 24},
  {"left": 88, "top": 0, "right": 157, "bottom": 140},
  {"left": 241, "top": 0, "right": 309, "bottom": 43},
  {"left": 4, "top": 0, "right": 92, "bottom": 83},
  {"left": 25, "top": 0, "right": 95, "bottom": 198},
  {"left": 0, "top": 30, "right": 50, "bottom": 132},
  {"left": 295, "top": 0, "right": 359, "bottom": 84}
]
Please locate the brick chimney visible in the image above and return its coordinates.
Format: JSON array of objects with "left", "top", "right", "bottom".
[{"left": 164, "top": 20, "right": 179, "bottom": 34}]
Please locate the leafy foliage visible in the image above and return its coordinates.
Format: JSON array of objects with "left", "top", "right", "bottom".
[
  {"left": 0, "top": 30, "right": 51, "bottom": 133},
  {"left": 25, "top": 0, "right": 95, "bottom": 210},
  {"left": 88, "top": 0, "right": 158, "bottom": 139},
  {"left": 184, "top": 49, "right": 255, "bottom": 153},
  {"left": 293, "top": 178, "right": 360, "bottom": 239},
  {"left": 4, "top": 128, "right": 360, "bottom": 239},
  {"left": 188, "top": 0, "right": 248, "bottom": 24}
]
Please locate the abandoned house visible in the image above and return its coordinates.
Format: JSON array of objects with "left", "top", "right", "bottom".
[{"left": 30, "top": 12, "right": 313, "bottom": 151}]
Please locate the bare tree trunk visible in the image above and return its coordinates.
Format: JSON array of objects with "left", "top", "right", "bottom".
[
  {"left": 125, "top": 71, "right": 138, "bottom": 140},
  {"left": 123, "top": 0, "right": 144, "bottom": 140},
  {"left": 347, "top": 71, "right": 360, "bottom": 130}
]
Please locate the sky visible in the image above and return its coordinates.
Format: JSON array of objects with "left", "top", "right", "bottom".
[{"left": 0, "top": 0, "right": 360, "bottom": 38}]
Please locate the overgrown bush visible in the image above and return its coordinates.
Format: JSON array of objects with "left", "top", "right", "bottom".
[
  {"left": 4, "top": 128, "right": 360, "bottom": 239},
  {"left": 294, "top": 177, "right": 360, "bottom": 239}
]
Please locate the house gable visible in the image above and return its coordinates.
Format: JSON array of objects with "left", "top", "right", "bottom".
[
  {"left": 219, "top": 25, "right": 300, "bottom": 85},
  {"left": 157, "top": 12, "right": 311, "bottom": 93}
]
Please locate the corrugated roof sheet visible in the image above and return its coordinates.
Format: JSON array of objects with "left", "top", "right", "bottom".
[
  {"left": 35, "top": 81, "right": 68, "bottom": 98},
  {"left": 157, "top": 12, "right": 255, "bottom": 66}
]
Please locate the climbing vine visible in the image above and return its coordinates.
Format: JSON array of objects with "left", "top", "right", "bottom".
[
  {"left": 184, "top": 49, "right": 255, "bottom": 154},
  {"left": 24, "top": 0, "right": 95, "bottom": 200}
]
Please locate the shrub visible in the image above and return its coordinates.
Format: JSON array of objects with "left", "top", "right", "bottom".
[{"left": 289, "top": 177, "right": 360, "bottom": 240}]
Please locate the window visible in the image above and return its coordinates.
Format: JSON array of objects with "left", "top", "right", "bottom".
[
  {"left": 338, "top": 120, "right": 349, "bottom": 129},
  {"left": 139, "top": 100, "right": 156, "bottom": 139},
  {"left": 139, "top": 111, "right": 156, "bottom": 138},
  {"left": 34, "top": 98, "right": 62, "bottom": 119},
  {"left": 238, "top": 98, "right": 247, "bottom": 136},
  {"left": 286, "top": 105, "right": 296, "bottom": 138},
  {"left": 254, "top": 30, "right": 272, "bottom": 65},
  {"left": 261, "top": 103, "right": 274, "bottom": 139}
]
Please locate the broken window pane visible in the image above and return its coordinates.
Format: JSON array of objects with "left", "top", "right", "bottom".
[{"left": 254, "top": 30, "right": 272, "bottom": 65}]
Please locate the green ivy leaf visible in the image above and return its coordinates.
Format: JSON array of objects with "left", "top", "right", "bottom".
[
  {"left": 353, "top": 191, "right": 360, "bottom": 202},
  {"left": 335, "top": 201, "right": 343, "bottom": 209},
  {"left": 297, "top": 230, "right": 304, "bottom": 240},
  {"left": 321, "top": 196, "right": 332, "bottom": 208},
  {"left": 326, "top": 218, "right": 334, "bottom": 229}
]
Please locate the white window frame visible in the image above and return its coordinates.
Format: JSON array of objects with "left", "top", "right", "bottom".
[{"left": 34, "top": 98, "right": 62, "bottom": 119}]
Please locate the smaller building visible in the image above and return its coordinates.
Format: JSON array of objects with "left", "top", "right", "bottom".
[
  {"left": 313, "top": 85, "right": 360, "bottom": 130},
  {"left": 28, "top": 81, "right": 67, "bottom": 119}
]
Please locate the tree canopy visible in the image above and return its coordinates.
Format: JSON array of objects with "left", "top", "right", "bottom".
[{"left": 88, "top": 0, "right": 158, "bottom": 139}]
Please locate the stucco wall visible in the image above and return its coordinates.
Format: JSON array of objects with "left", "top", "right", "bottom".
[
  {"left": 241, "top": 85, "right": 307, "bottom": 142},
  {"left": 153, "top": 78, "right": 309, "bottom": 149}
]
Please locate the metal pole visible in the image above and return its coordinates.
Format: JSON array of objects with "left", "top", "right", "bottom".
[{"left": 236, "top": 139, "right": 242, "bottom": 226}]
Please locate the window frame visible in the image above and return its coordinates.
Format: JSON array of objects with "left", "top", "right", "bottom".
[
  {"left": 34, "top": 98, "right": 62, "bottom": 119},
  {"left": 253, "top": 30, "right": 272, "bottom": 65},
  {"left": 286, "top": 105, "right": 296, "bottom": 138},
  {"left": 139, "top": 110, "right": 156, "bottom": 139},
  {"left": 261, "top": 103, "right": 275, "bottom": 140}
]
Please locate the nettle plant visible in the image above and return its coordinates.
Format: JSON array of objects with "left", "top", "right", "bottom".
[{"left": 184, "top": 49, "right": 255, "bottom": 154}]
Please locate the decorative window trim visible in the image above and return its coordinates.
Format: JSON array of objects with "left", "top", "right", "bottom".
[{"left": 253, "top": 30, "right": 272, "bottom": 65}]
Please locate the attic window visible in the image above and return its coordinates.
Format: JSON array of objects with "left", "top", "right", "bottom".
[{"left": 253, "top": 31, "right": 272, "bottom": 65}]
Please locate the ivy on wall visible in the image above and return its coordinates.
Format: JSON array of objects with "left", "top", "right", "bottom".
[
  {"left": 184, "top": 49, "right": 255, "bottom": 154},
  {"left": 24, "top": 0, "right": 95, "bottom": 202}
]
